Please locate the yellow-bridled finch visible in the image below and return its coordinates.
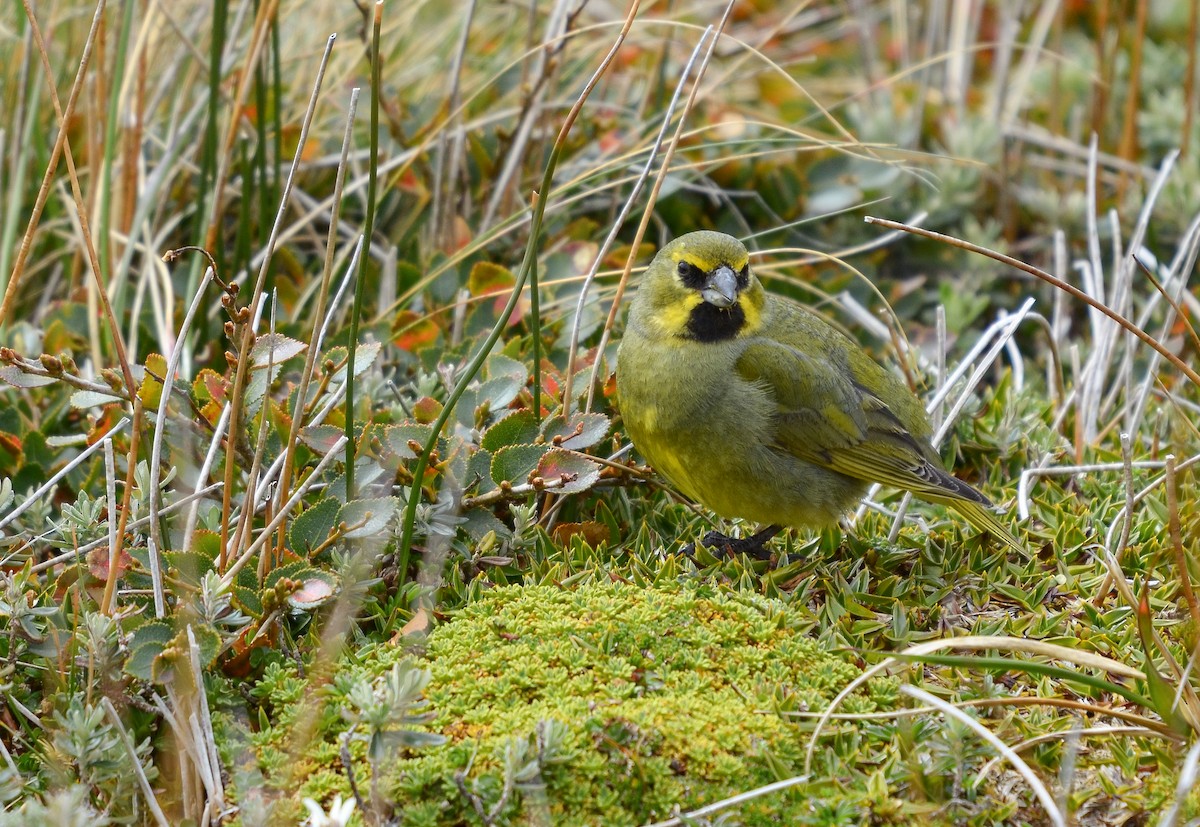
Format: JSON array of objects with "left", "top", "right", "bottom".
[{"left": 615, "top": 230, "right": 1022, "bottom": 557}]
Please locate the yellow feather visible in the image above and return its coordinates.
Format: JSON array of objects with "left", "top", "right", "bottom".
[
  {"left": 650, "top": 293, "right": 702, "bottom": 339},
  {"left": 740, "top": 290, "right": 764, "bottom": 335}
]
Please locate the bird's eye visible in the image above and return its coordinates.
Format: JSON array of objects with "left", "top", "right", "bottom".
[
  {"left": 738, "top": 263, "right": 750, "bottom": 284},
  {"left": 676, "top": 260, "right": 705, "bottom": 288}
]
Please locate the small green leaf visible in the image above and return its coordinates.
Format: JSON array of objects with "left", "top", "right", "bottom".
[
  {"left": 289, "top": 497, "right": 342, "bottom": 556},
  {"left": 189, "top": 626, "right": 223, "bottom": 669},
  {"left": 297, "top": 424, "right": 347, "bottom": 455},
  {"left": 265, "top": 560, "right": 312, "bottom": 590},
  {"left": 340, "top": 496, "right": 400, "bottom": 538},
  {"left": 164, "top": 551, "right": 216, "bottom": 585},
  {"left": 481, "top": 410, "right": 541, "bottom": 452},
  {"left": 250, "top": 333, "right": 307, "bottom": 368},
  {"left": 325, "top": 341, "right": 383, "bottom": 383},
  {"left": 491, "top": 444, "right": 550, "bottom": 485},
  {"left": 192, "top": 530, "right": 222, "bottom": 564},
  {"left": 464, "top": 448, "right": 497, "bottom": 495},
  {"left": 0, "top": 366, "right": 56, "bottom": 389},
  {"left": 462, "top": 508, "right": 508, "bottom": 540},
  {"left": 126, "top": 642, "right": 166, "bottom": 682},
  {"left": 476, "top": 375, "right": 522, "bottom": 412},
  {"left": 124, "top": 621, "right": 174, "bottom": 680},
  {"left": 541, "top": 412, "right": 610, "bottom": 451},
  {"left": 385, "top": 422, "right": 435, "bottom": 460},
  {"left": 1135, "top": 586, "right": 1191, "bottom": 734},
  {"left": 326, "top": 456, "right": 387, "bottom": 502},
  {"left": 234, "top": 586, "right": 263, "bottom": 618},
  {"left": 71, "top": 389, "right": 123, "bottom": 408},
  {"left": 243, "top": 364, "right": 281, "bottom": 414},
  {"left": 486, "top": 353, "right": 527, "bottom": 385},
  {"left": 455, "top": 385, "right": 483, "bottom": 428}
]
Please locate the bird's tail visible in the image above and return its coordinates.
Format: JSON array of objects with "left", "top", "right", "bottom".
[{"left": 947, "top": 499, "right": 1027, "bottom": 555}]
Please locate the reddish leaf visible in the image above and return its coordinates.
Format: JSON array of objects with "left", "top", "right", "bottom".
[
  {"left": 468, "top": 262, "right": 529, "bottom": 325},
  {"left": 87, "top": 546, "right": 134, "bottom": 581},
  {"left": 552, "top": 521, "right": 610, "bottom": 548},
  {"left": 412, "top": 396, "right": 442, "bottom": 424},
  {"left": 400, "top": 606, "right": 431, "bottom": 638},
  {"left": 87, "top": 408, "right": 126, "bottom": 445},
  {"left": 288, "top": 575, "right": 335, "bottom": 609},
  {"left": 222, "top": 623, "right": 271, "bottom": 678},
  {"left": 535, "top": 448, "right": 600, "bottom": 495},
  {"left": 392, "top": 310, "right": 440, "bottom": 352}
]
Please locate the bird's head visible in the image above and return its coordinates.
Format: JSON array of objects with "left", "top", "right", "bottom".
[{"left": 634, "top": 231, "right": 764, "bottom": 342}]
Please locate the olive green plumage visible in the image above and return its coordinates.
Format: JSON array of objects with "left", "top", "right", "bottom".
[{"left": 615, "top": 230, "right": 1023, "bottom": 553}]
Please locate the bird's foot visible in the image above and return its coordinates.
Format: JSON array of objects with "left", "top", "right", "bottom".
[{"left": 682, "top": 524, "right": 783, "bottom": 561}]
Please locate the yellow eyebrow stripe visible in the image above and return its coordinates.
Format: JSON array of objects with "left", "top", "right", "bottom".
[{"left": 672, "top": 251, "right": 750, "bottom": 271}]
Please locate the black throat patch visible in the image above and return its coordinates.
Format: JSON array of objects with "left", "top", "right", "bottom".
[{"left": 685, "top": 302, "right": 746, "bottom": 342}]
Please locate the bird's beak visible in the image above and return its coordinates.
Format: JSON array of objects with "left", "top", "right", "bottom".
[{"left": 701, "top": 265, "right": 738, "bottom": 308}]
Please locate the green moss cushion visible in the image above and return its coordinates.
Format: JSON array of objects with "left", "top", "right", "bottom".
[{"left": 233, "top": 580, "right": 894, "bottom": 826}]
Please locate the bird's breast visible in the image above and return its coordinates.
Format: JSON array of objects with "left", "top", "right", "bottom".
[{"left": 617, "top": 336, "right": 736, "bottom": 434}]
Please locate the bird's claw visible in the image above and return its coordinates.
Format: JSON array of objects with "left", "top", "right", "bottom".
[{"left": 682, "top": 530, "right": 775, "bottom": 561}]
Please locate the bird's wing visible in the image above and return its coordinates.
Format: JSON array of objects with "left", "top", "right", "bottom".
[{"left": 735, "top": 339, "right": 988, "bottom": 505}]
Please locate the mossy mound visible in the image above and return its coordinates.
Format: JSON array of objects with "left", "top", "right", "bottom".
[
  {"left": 233, "top": 580, "right": 894, "bottom": 825},
  {"left": 376, "top": 580, "right": 892, "bottom": 825},
  {"left": 390, "top": 581, "right": 892, "bottom": 825}
]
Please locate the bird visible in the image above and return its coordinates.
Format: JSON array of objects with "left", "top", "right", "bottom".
[{"left": 614, "top": 230, "right": 1024, "bottom": 558}]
